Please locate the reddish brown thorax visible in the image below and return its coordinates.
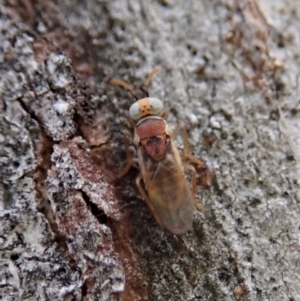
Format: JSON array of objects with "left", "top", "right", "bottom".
[{"left": 136, "top": 117, "right": 167, "bottom": 161}]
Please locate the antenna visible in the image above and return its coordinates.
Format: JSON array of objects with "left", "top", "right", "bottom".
[
  {"left": 110, "top": 67, "right": 162, "bottom": 99},
  {"left": 109, "top": 78, "right": 139, "bottom": 100}
]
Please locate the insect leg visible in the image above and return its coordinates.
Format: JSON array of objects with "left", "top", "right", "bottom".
[
  {"left": 116, "top": 135, "right": 138, "bottom": 180},
  {"left": 174, "top": 121, "right": 213, "bottom": 187},
  {"left": 183, "top": 162, "right": 206, "bottom": 214},
  {"left": 136, "top": 173, "right": 155, "bottom": 211},
  {"left": 173, "top": 121, "right": 196, "bottom": 159},
  {"left": 160, "top": 110, "right": 169, "bottom": 120}
]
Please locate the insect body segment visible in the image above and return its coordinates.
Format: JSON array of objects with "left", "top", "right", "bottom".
[{"left": 135, "top": 116, "right": 168, "bottom": 162}]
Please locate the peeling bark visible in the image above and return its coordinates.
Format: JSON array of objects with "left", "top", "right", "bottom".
[{"left": 1, "top": 0, "right": 300, "bottom": 300}]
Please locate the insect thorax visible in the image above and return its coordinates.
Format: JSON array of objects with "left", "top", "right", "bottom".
[{"left": 135, "top": 116, "right": 168, "bottom": 162}]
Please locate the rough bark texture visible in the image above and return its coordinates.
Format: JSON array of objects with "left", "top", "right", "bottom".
[{"left": 0, "top": 0, "right": 299, "bottom": 300}]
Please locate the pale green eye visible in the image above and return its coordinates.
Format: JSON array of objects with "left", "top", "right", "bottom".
[{"left": 129, "top": 97, "right": 163, "bottom": 120}]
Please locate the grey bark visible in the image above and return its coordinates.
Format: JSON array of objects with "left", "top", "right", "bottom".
[{"left": 0, "top": 0, "right": 299, "bottom": 300}]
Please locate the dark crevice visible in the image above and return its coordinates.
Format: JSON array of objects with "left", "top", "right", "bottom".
[
  {"left": 18, "top": 95, "right": 77, "bottom": 271},
  {"left": 81, "top": 190, "right": 108, "bottom": 225},
  {"left": 17, "top": 96, "right": 41, "bottom": 127},
  {"left": 81, "top": 279, "right": 88, "bottom": 298},
  {"left": 10, "top": 253, "right": 20, "bottom": 261},
  {"left": 218, "top": 267, "right": 232, "bottom": 284}
]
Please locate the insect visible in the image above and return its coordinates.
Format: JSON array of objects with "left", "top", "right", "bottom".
[{"left": 111, "top": 68, "right": 212, "bottom": 234}]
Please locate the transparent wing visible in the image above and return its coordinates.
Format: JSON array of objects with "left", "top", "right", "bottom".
[{"left": 138, "top": 141, "right": 195, "bottom": 234}]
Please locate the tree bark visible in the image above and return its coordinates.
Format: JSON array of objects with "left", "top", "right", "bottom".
[{"left": 1, "top": 0, "right": 299, "bottom": 300}]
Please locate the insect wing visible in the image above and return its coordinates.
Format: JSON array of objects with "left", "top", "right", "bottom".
[{"left": 138, "top": 141, "right": 195, "bottom": 234}]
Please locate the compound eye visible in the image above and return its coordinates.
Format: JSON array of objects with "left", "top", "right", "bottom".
[
  {"left": 149, "top": 98, "right": 164, "bottom": 114},
  {"left": 129, "top": 97, "right": 163, "bottom": 120}
]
